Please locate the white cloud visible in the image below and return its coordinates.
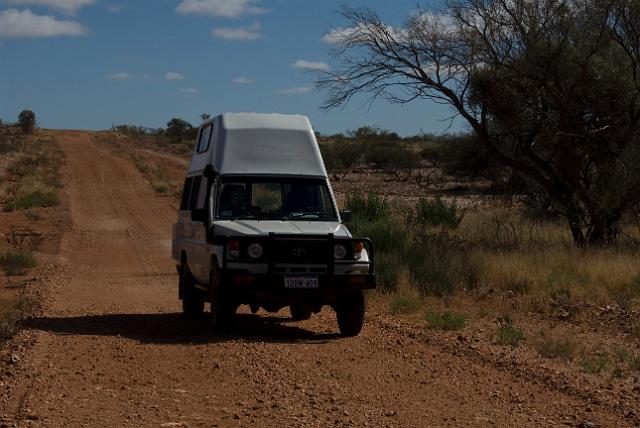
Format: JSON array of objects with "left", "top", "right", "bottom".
[
  {"left": 165, "top": 72, "right": 185, "bottom": 80},
  {"left": 275, "top": 85, "right": 313, "bottom": 95},
  {"left": 291, "top": 60, "right": 330, "bottom": 72},
  {"left": 232, "top": 76, "right": 254, "bottom": 84},
  {"left": 321, "top": 26, "right": 363, "bottom": 45},
  {"left": 5, "top": 0, "right": 94, "bottom": 14},
  {"left": 0, "top": 9, "right": 87, "bottom": 38},
  {"left": 108, "top": 72, "right": 130, "bottom": 80},
  {"left": 212, "top": 22, "right": 261, "bottom": 41},
  {"left": 180, "top": 88, "right": 198, "bottom": 94},
  {"left": 321, "top": 13, "right": 455, "bottom": 45},
  {"left": 104, "top": 4, "right": 124, "bottom": 12},
  {"left": 175, "top": 0, "right": 267, "bottom": 18}
]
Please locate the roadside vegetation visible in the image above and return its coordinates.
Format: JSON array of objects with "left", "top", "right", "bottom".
[{"left": 0, "top": 112, "right": 59, "bottom": 343}]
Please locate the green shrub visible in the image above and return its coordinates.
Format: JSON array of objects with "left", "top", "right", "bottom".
[
  {"left": 346, "top": 190, "right": 391, "bottom": 221},
  {"left": 152, "top": 182, "right": 169, "bottom": 194},
  {"left": 415, "top": 197, "right": 462, "bottom": 228},
  {"left": 375, "top": 253, "right": 402, "bottom": 292},
  {"left": 405, "top": 233, "right": 467, "bottom": 296},
  {"left": 0, "top": 251, "right": 37, "bottom": 275},
  {"left": 580, "top": 354, "right": 609, "bottom": 374},
  {"left": 0, "top": 314, "right": 19, "bottom": 341},
  {"left": 389, "top": 295, "right": 422, "bottom": 315},
  {"left": 426, "top": 311, "right": 467, "bottom": 331},
  {"left": 4, "top": 190, "right": 60, "bottom": 211},
  {"left": 496, "top": 317, "right": 524, "bottom": 346},
  {"left": 350, "top": 218, "right": 409, "bottom": 254}
]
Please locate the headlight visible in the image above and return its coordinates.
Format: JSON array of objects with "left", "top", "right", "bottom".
[
  {"left": 334, "top": 244, "right": 347, "bottom": 260},
  {"left": 247, "top": 243, "right": 263, "bottom": 259}
]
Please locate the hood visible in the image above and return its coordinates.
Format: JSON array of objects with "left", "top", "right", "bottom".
[{"left": 213, "top": 220, "right": 351, "bottom": 237}]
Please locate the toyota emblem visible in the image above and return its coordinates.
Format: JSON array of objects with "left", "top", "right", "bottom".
[{"left": 292, "top": 247, "right": 306, "bottom": 257}]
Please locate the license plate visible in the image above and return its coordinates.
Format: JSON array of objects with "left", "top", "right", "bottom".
[{"left": 284, "top": 276, "right": 319, "bottom": 289}]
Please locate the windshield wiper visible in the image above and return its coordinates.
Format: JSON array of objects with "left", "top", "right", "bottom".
[
  {"left": 287, "top": 212, "right": 336, "bottom": 220},
  {"left": 232, "top": 214, "right": 258, "bottom": 220}
]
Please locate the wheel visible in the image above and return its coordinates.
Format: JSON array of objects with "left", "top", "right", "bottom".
[
  {"left": 180, "top": 260, "right": 204, "bottom": 319},
  {"left": 335, "top": 291, "right": 366, "bottom": 337},
  {"left": 208, "top": 265, "right": 236, "bottom": 332},
  {"left": 290, "top": 304, "right": 312, "bottom": 321}
]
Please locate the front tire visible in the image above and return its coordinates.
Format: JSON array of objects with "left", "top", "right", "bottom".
[
  {"left": 290, "top": 304, "right": 312, "bottom": 321},
  {"left": 180, "top": 261, "right": 204, "bottom": 319},
  {"left": 335, "top": 291, "right": 366, "bottom": 337},
  {"left": 209, "top": 265, "right": 236, "bottom": 332}
]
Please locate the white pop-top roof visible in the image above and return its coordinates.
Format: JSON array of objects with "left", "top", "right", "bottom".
[{"left": 187, "top": 112, "right": 327, "bottom": 178}]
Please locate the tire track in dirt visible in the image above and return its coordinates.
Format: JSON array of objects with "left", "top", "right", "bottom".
[{"left": 2, "top": 130, "right": 634, "bottom": 427}]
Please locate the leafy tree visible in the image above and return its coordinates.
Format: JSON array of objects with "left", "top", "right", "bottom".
[
  {"left": 166, "top": 118, "right": 194, "bottom": 143},
  {"left": 200, "top": 113, "right": 211, "bottom": 122},
  {"left": 18, "top": 110, "right": 36, "bottom": 134},
  {"left": 319, "top": 1, "right": 640, "bottom": 245}
]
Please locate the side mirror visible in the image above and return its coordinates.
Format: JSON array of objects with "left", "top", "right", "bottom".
[
  {"left": 203, "top": 164, "right": 219, "bottom": 179},
  {"left": 340, "top": 210, "right": 352, "bottom": 223}
]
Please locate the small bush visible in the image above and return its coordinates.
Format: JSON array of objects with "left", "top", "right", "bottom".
[
  {"left": 405, "top": 233, "right": 469, "bottom": 296},
  {"left": 414, "top": 197, "right": 462, "bottom": 228},
  {"left": 535, "top": 334, "right": 577, "bottom": 360},
  {"left": 0, "top": 314, "right": 19, "bottom": 341},
  {"left": 346, "top": 190, "right": 391, "bottom": 221},
  {"left": 0, "top": 251, "right": 37, "bottom": 275},
  {"left": 4, "top": 190, "right": 60, "bottom": 211},
  {"left": 496, "top": 317, "right": 524, "bottom": 346},
  {"left": 580, "top": 353, "right": 609, "bottom": 374},
  {"left": 426, "top": 311, "right": 467, "bottom": 331},
  {"left": 152, "top": 182, "right": 169, "bottom": 194},
  {"left": 0, "top": 136, "right": 23, "bottom": 154},
  {"left": 389, "top": 295, "right": 422, "bottom": 315},
  {"left": 350, "top": 218, "right": 409, "bottom": 254},
  {"left": 23, "top": 210, "right": 41, "bottom": 221},
  {"left": 375, "top": 253, "right": 402, "bottom": 292}
]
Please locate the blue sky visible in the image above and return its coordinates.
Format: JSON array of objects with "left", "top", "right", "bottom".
[{"left": 0, "top": 0, "right": 462, "bottom": 136}]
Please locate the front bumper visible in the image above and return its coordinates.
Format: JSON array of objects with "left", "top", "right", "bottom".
[{"left": 223, "top": 270, "right": 375, "bottom": 292}]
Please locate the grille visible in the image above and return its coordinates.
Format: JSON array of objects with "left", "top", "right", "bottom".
[{"left": 271, "top": 239, "right": 329, "bottom": 263}]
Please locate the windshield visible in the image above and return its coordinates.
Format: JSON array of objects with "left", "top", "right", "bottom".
[{"left": 217, "top": 177, "right": 338, "bottom": 221}]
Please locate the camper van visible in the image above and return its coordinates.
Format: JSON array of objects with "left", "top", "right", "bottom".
[{"left": 172, "top": 113, "right": 375, "bottom": 336}]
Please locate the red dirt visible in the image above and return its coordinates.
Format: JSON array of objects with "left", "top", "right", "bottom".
[{"left": 0, "top": 130, "right": 636, "bottom": 427}]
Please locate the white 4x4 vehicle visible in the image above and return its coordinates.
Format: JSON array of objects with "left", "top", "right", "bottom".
[{"left": 172, "top": 113, "right": 375, "bottom": 336}]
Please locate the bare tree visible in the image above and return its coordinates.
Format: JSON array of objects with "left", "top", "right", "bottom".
[{"left": 318, "top": 1, "right": 640, "bottom": 245}]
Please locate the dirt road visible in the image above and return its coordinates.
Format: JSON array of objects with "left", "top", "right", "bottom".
[{"left": 0, "top": 131, "right": 634, "bottom": 427}]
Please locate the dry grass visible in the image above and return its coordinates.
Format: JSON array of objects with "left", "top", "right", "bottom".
[
  {"left": 1, "top": 133, "right": 63, "bottom": 212},
  {"left": 388, "top": 270, "right": 422, "bottom": 315}
]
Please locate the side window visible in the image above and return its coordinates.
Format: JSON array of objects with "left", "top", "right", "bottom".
[
  {"left": 197, "top": 125, "right": 212, "bottom": 153},
  {"left": 180, "top": 177, "right": 193, "bottom": 211},
  {"left": 189, "top": 176, "right": 202, "bottom": 210},
  {"left": 196, "top": 177, "right": 208, "bottom": 209}
]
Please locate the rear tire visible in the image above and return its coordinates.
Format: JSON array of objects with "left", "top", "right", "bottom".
[
  {"left": 290, "top": 304, "right": 312, "bottom": 321},
  {"left": 180, "top": 261, "right": 204, "bottom": 319},
  {"left": 209, "top": 266, "right": 236, "bottom": 332},
  {"left": 335, "top": 291, "right": 366, "bottom": 337}
]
